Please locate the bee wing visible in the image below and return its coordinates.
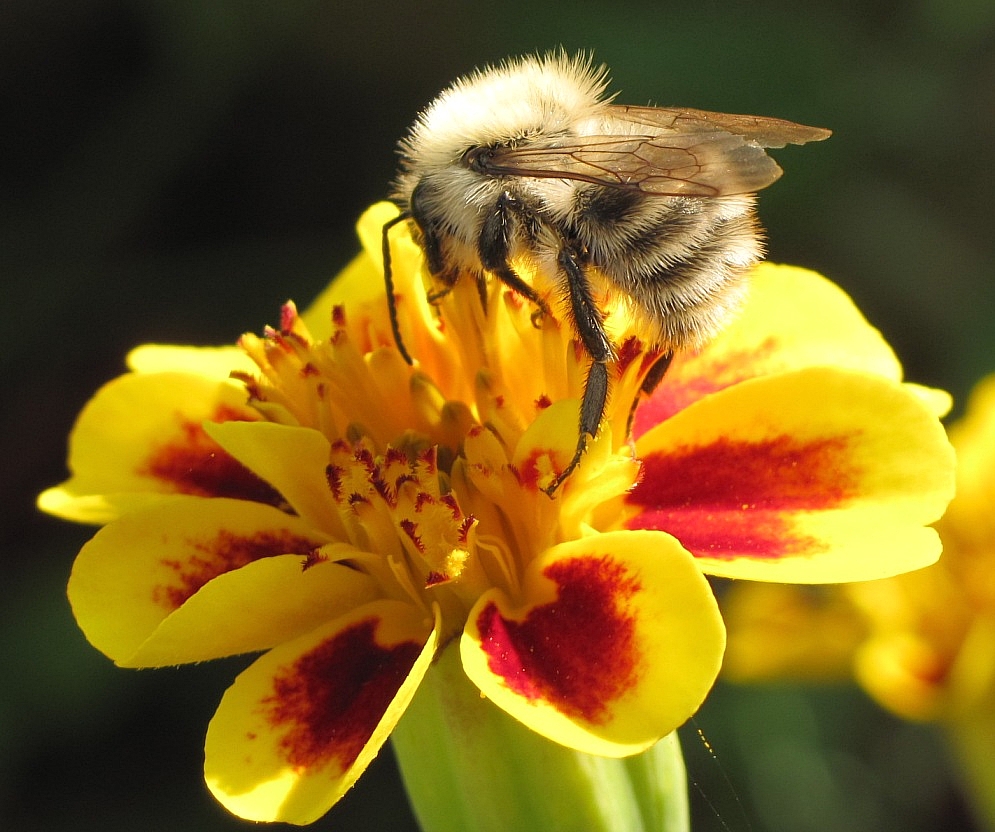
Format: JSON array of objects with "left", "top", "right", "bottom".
[
  {"left": 480, "top": 132, "right": 780, "bottom": 196},
  {"left": 478, "top": 106, "right": 831, "bottom": 197},
  {"left": 608, "top": 105, "right": 832, "bottom": 149}
]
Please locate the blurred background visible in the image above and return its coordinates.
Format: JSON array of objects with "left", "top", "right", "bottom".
[{"left": 3, "top": 0, "right": 993, "bottom": 829}]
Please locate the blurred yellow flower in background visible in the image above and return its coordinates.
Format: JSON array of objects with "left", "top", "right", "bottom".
[{"left": 723, "top": 373, "right": 995, "bottom": 829}]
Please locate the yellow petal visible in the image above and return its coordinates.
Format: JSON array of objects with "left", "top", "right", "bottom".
[
  {"left": 460, "top": 530, "right": 725, "bottom": 757},
  {"left": 126, "top": 343, "right": 256, "bottom": 378},
  {"left": 633, "top": 264, "right": 903, "bottom": 436},
  {"left": 299, "top": 251, "right": 385, "bottom": 343},
  {"left": 300, "top": 203, "right": 420, "bottom": 348},
  {"left": 629, "top": 368, "right": 955, "bottom": 582},
  {"left": 905, "top": 382, "right": 953, "bottom": 418},
  {"left": 38, "top": 371, "right": 274, "bottom": 524},
  {"left": 204, "top": 600, "right": 437, "bottom": 824},
  {"left": 68, "top": 496, "right": 375, "bottom": 666}
]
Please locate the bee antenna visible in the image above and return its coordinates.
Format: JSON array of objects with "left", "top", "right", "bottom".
[{"left": 382, "top": 212, "right": 414, "bottom": 365}]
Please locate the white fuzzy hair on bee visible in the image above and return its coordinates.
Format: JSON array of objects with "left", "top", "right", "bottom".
[{"left": 382, "top": 51, "right": 830, "bottom": 494}]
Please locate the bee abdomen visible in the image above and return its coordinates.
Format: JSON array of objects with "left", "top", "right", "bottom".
[{"left": 587, "top": 193, "right": 762, "bottom": 350}]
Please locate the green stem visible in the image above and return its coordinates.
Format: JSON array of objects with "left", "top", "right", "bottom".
[
  {"left": 391, "top": 643, "right": 690, "bottom": 832},
  {"left": 947, "top": 706, "right": 995, "bottom": 832}
]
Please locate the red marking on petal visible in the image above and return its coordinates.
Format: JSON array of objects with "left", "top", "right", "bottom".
[
  {"left": 475, "top": 555, "right": 642, "bottom": 723},
  {"left": 634, "top": 508, "right": 819, "bottom": 559},
  {"left": 354, "top": 447, "right": 376, "bottom": 473},
  {"left": 400, "top": 518, "right": 423, "bottom": 553},
  {"left": 503, "top": 288, "right": 525, "bottom": 310},
  {"left": 535, "top": 394, "right": 553, "bottom": 410},
  {"left": 325, "top": 464, "right": 345, "bottom": 501},
  {"left": 141, "top": 406, "right": 283, "bottom": 505},
  {"left": 279, "top": 302, "right": 297, "bottom": 334},
  {"left": 425, "top": 570, "right": 448, "bottom": 587},
  {"left": 229, "top": 369, "right": 256, "bottom": 385},
  {"left": 392, "top": 473, "right": 416, "bottom": 494},
  {"left": 263, "top": 617, "right": 422, "bottom": 772},
  {"left": 384, "top": 447, "right": 408, "bottom": 466},
  {"left": 439, "top": 493, "right": 461, "bottom": 518},
  {"left": 512, "top": 449, "right": 545, "bottom": 492},
  {"left": 457, "top": 516, "right": 475, "bottom": 544},
  {"left": 285, "top": 330, "right": 310, "bottom": 350},
  {"left": 632, "top": 339, "right": 778, "bottom": 437},
  {"left": 626, "top": 434, "right": 858, "bottom": 560},
  {"left": 635, "top": 434, "right": 858, "bottom": 508},
  {"left": 265, "top": 328, "right": 296, "bottom": 355},
  {"left": 614, "top": 336, "right": 646, "bottom": 376},
  {"left": 303, "top": 550, "right": 328, "bottom": 570},
  {"left": 154, "top": 529, "right": 321, "bottom": 610},
  {"left": 420, "top": 446, "right": 439, "bottom": 475}
]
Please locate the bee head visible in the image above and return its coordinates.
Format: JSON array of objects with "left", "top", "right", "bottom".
[{"left": 396, "top": 52, "right": 610, "bottom": 177}]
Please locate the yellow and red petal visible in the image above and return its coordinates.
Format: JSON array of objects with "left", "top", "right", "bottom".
[
  {"left": 38, "top": 371, "right": 275, "bottom": 525},
  {"left": 67, "top": 497, "right": 375, "bottom": 666},
  {"left": 204, "top": 421, "right": 345, "bottom": 537},
  {"left": 460, "top": 530, "right": 725, "bottom": 757},
  {"left": 628, "top": 367, "right": 955, "bottom": 583},
  {"left": 633, "top": 264, "right": 903, "bottom": 436},
  {"left": 204, "top": 600, "right": 437, "bottom": 824},
  {"left": 509, "top": 399, "right": 638, "bottom": 508},
  {"left": 510, "top": 400, "right": 582, "bottom": 495}
]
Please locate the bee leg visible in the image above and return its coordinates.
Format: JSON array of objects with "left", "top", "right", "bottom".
[
  {"left": 427, "top": 272, "right": 488, "bottom": 315},
  {"left": 624, "top": 351, "right": 674, "bottom": 436},
  {"left": 640, "top": 351, "right": 674, "bottom": 395},
  {"left": 479, "top": 191, "right": 552, "bottom": 321},
  {"left": 542, "top": 243, "right": 615, "bottom": 496},
  {"left": 384, "top": 180, "right": 471, "bottom": 363},
  {"left": 382, "top": 212, "right": 414, "bottom": 365},
  {"left": 425, "top": 284, "right": 452, "bottom": 305},
  {"left": 474, "top": 272, "right": 489, "bottom": 314}
]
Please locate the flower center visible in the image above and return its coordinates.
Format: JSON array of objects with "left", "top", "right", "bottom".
[{"left": 234, "top": 246, "right": 650, "bottom": 635}]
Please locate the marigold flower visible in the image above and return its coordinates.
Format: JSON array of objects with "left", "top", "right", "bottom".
[{"left": 41, "top": 202, "right": 955, "bottom": 825}]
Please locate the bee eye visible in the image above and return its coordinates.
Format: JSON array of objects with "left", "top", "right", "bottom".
[{"left": 462, "top": 146, "right": 493, "bottom": 172}]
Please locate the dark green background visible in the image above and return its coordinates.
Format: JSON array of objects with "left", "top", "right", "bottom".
[{"left": 4, "top": 1, "right": 992, "bottom": 829}]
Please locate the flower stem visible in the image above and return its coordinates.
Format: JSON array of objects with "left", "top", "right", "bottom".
[{"left": 391, "top": 643, "right": 690, "bottom": 832}]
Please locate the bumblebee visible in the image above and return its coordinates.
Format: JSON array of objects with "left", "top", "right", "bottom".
[{"left": 383, "top": 52, "right": 830, "bottom": 493}]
